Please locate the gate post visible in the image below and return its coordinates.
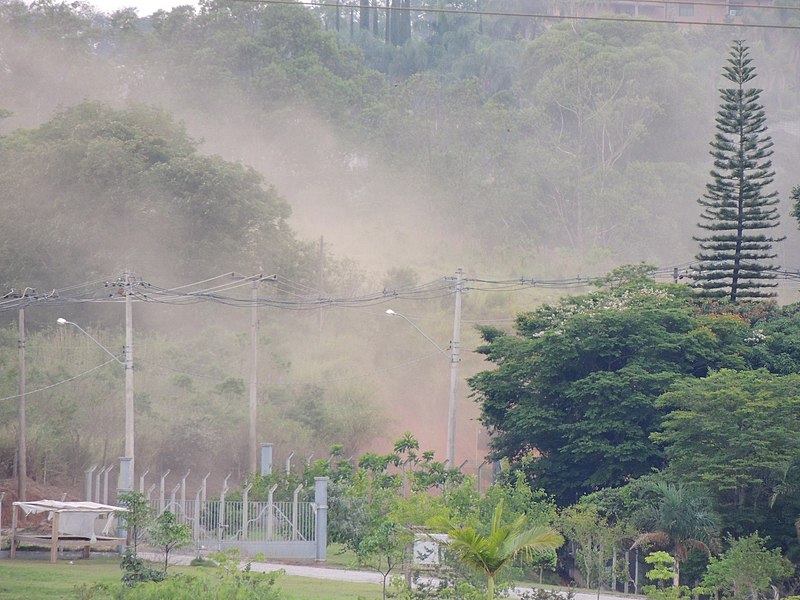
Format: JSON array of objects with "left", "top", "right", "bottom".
[
  {"left": 242, "top": 483, "right": 252, "bottom": 541},
  {"left": 291, "top": 485, "right": 302, "bottom": 540},
  {"left": 314, "top": 477, "right": 328, "bottom": 561},
  {"left": 267, "top": 484, "right": 277, "bottom": 540}
]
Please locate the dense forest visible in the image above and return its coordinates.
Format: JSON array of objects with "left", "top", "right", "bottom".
[{"left": 2, "top": 0, "right": 800, "bottom": 594}]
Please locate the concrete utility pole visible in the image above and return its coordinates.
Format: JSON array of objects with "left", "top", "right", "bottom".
[
  {"left": 385, "top": 267, "right": 464, "bottom": 468},
  {"left": 249, "top": 278, "right": 259, "bottom": 474},
  {"left": 318, "top": 236, "right": 325, "bottom": 334},
  {"left": 242, "top": 273, "right": 276, "bottom": 474},
  {"left": 17, "top": 300, "right": 26, "bottom": 501},
  {"left": 446, "top": 268, "right": 463, "bottom": 468},
  {"left": 124, "top": 271, "right": 135, "bottom": 490}
]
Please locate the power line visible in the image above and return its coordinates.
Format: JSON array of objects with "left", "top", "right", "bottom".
[
  {"left": 594, "top": 0, "right": 800, "bottom": 12},
  {"left": 234, "top": 0, "right": 800, "bottom": 31},
  {"left": 5, "top": 261, "right": 800, "bottom": 315},
  {"left": 0, "top": 357, "right": 118, "bottom": 404}
]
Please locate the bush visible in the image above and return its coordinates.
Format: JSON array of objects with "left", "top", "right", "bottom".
[
  {"left": 74, "top": 566, "right": 284, "bottom": 599},
  {"left": 120, "top": 549, "right": 167, "bottom": 586},
  {"left": 519, "top": 589, "right": 576, "bottom": 600}
]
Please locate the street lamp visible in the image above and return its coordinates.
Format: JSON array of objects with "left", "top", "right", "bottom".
[
  {"left": 56, "top": 319, "right": 124, "bottom": 365},
  {"left": 385, "top": 308, "right": 461, "bottom": 467},
  {"left": 57, "top": 317, "right": 134, "bottom": 491}
]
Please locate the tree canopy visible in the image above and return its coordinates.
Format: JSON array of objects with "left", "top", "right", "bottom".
[
  {"left": 0, "top": 102, "right": 308, "bottom": 289},
  {"left": 692, "top": 40, "right": 783, "bottom": 301},
  {"left": 655, "top": 368, "right": 800, "bottom": 545},
  {"left": 470, "top": 275, "right": 752, "bottom": 505}
]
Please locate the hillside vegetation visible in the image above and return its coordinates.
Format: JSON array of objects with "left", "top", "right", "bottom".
[{"left": 0, "top": 0, "right": 799, "bottom": 507}]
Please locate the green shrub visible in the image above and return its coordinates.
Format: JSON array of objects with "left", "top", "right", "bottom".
[
  {"left": 74, "top": 570, "right": 284, "bottom": 599},
  {"left": 120, "top": 549, "right": 167, "bottom": 586}
]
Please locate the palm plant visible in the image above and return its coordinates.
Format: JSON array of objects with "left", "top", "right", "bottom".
[
  {"left": 446, "top": 499, "right": 564, "bottom": 600},
  {"left": 633, "top": 482, "right": 719, "bottom": 588}
]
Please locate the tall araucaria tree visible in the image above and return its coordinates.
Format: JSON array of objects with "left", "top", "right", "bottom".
[{"left": 693, "top": 40, "right": 783, "bottom": 301}]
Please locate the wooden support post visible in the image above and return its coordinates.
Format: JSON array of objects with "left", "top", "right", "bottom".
[
  {"left": 10, "top": 504, "right": 17, "bottom": 559},
  {"left": 50, "top": 511, "right": 60, "bottom": 563},
  {"left": 0, "top": 492, "right": 5, "bottom": 554}
]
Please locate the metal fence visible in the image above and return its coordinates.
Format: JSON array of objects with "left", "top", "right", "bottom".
[
  {"left": 158, "top": 498, "right": 316, "bottom": 547},
  {"left": 143, "top": 478, "right": 328, "bottom": 561},
  {"left": 83, "top": 461, "right": 329, "bottom": 561}
]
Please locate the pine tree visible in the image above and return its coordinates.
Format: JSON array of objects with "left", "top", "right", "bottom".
[{"left": 693, "top": 40, "right": 783, "bottom": 301}]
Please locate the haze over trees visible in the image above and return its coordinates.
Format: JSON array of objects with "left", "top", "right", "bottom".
[
  {"left": 2, "top": 0, "right": 798, "bottom": 280},
  {"left": 1, "top": 3, "right": 800, "bottom": 594},
  {"left": 0, "top": 102, "right": 310, "bottom": 289}
]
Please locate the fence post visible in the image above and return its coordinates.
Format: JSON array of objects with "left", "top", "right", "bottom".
[
  {"left": 146, "top": 483, "right": 156, "bottom": 505},
  {"left": 286, "top": 452, "right": 294, "bottom": 475},
  {"left": 291, "top": 484, "right": 302, "bottom": 541},
  {"left": 170, "top": 483, "right": 180, "bottom": 513},
  {"left": 193, "top": 488, "right": 202, "bottom": 542},
  {"left": 103, "top": 464, "right": 115, "bottom": 504},
  {"left": 218, "top": 476, "right": 230, "bottom": 551},
  {"left": 180, "top": 470, "right": 190, "bottom": 519},
  {"left": 242, "top": 483, "right": 252, "bottom": 541},
  {"left": 84, "top": 466, "right": 97, "bottom": 501},
  {"left": 94, "top": 465, "right": 105, "bottom": 503},
  {"left": 218, "top": 501, "right": 226, "bottom": 550},
  {"left": 314, "top": 477, "right": 328, "bottom": 561},
  {"left": 159, "top": 470, "right": 170, "bottom": 513},
  {"left": 139, "top": 469, "right": 149, "bottom": 494},
  {"left": 267, "top": 484, "right": 277, "bottom": 540},
  {"left": 201, "top": 473, "right": 210, "bottom": 503},
  {"left": 0, "top": 492, "right": 4, "bottom": 552}
]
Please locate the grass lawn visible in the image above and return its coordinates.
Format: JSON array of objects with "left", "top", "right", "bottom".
[
  {"left": 0, "top": 558, "right": 122, "bottom": 599},
  {"left": 281, "top": 576, "right": 382, "bottom": 600},
  {"left": 0, "top": 557, "right": 383, "bottom": 600}
]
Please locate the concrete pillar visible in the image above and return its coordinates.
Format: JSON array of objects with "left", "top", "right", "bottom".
[
  {"left": 260, "top": 444, "right": 273, "bottom": 476},
  {"left": 116, "top": 458, "right": 132, "bottom": 555},
  {"left": 314, "top": 477, "right": 328, "bottom": 562},
  {"left": 118, "top": 458, "right": 132, "bottom": 493}
]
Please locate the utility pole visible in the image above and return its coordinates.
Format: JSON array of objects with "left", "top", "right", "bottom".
[
  {"left": 240, "top": 273, "right": 276, "bottom": 474},
  {"left": 124, "top": 271, "right": 135, "bottom": 491},
  {"left": 249, "top": 278, "right": 259, "bottom": 474},
  {"left": 17, "top": 298, "right": 27, "bottom": 501},
  {"left": 446, "top": 268, "right": 463, "bottom": 468},
  {"left": 318, "top": 236, "right": 325, "bottom": 334}
]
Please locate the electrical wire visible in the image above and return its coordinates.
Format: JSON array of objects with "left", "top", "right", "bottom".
[
  {"left": 233, "top": 0, "right": 800, "bottom": 31},
  {"left": 5, "top": 261, "right": 800, "bottom": 314},
  {"left": 0, "top": 357, "right": 119, "bottom": 404}
]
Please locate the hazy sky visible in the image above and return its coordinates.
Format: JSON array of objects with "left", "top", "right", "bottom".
[{"left": 90, "top": 0, "right": 198, "bottom": 16}]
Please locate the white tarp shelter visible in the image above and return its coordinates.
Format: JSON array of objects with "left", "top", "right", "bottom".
[{"left": 11, "top": 499, "right": 127, "bottom": 562}]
